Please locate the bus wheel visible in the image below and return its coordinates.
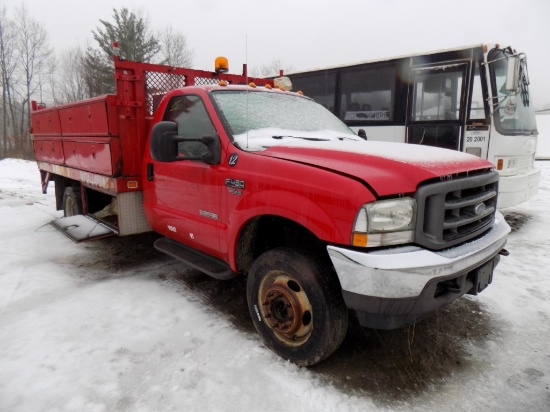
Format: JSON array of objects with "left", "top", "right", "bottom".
[
  {"left": 246, "top": 248, "right": 348, "bottom": 366},
  {"left": 63, "top": 186, "right": 82, "bottom": 217}
]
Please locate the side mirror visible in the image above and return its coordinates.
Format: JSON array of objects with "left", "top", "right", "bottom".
[
  {"left": 150, "top": 121, "right": 179, "bottom": 162},
  {"left": 505, "top": 56, "right": 521, "bottom": 92},
  {"left": 358, "top": 129, "right": 367, "bottom": 140},
  {"left": 150, "top": 121, "right": 221, "bottom": 165}
]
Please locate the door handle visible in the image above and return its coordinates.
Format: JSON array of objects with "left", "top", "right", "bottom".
[{"left": 147, "top": 163, "right": 154, "bottom": 181}]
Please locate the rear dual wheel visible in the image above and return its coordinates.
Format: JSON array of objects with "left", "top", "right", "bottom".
[
  {"left": 247, "top": 248, "right": 348, "bottom": 366},
  {"left": 63, "top": 186, "right": 82, "bottom": 217}
]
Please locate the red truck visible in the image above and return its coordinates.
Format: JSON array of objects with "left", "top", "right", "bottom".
[{"left": 32, "top": 54, "right": 510, "bottom": 366}]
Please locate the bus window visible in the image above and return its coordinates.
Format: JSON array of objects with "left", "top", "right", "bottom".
[
  {"left": 290, "top": 72, "right": 337, "bottom": 113},
  {"left": 411, "top": 68, "right": 464, "bottom": 122},
  {"left": 338, "top": 66, "right": 396, "bottom": 122}
]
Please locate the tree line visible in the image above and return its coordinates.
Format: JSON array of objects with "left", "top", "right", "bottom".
[{"left": 0, "top": 6, "right": 194, "bottom": 159}]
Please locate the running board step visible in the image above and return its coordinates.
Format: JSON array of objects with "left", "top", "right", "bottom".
[
  {"left": 154, "top": 237, "right": 238, "bottom": 280},
  {"left": 51, "top": 215, "right": 118, "bottom": 242}
]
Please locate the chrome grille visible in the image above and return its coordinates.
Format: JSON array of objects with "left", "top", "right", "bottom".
[{"left": 414, "top": 170, "right": 499, "bottom": 250}]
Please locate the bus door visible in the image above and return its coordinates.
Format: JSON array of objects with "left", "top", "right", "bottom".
[{"left": 407, "top": 63, "right": 468, "bottom": 151}]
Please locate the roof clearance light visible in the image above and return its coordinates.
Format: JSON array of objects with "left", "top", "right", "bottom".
[
  {"left": 297, "top": 90, "right": 304, "bottom": 95},
  {"left": 215, "top": 56, "right": 229, "bottom": 73},
  {"left": 218, "top": 80, "right": 228, "bottom": 87},
  {"left": 265, "top": 84, "right": 272, "bottom": 89},
  {"left": 249, "top": 82, "right": 257, "bottom": 88}
]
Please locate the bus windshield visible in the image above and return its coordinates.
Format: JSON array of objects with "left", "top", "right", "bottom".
[{"left": 489, "top": 49, "right": 537, "bottom": 135}]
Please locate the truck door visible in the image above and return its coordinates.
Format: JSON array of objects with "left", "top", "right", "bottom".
[
  {"left": 148, "top": 94, "right": 223, "bottom": 258},
  {"left": 406, "top": 62, "right": 468, "bottom": 151}
]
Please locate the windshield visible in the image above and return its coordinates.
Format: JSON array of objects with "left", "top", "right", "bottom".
[
  {"left": 488, "top": 48, "right": 537, "bottom": 135},
  {"left": 210, "top": 90, "right": 357, "bottom": 151}
]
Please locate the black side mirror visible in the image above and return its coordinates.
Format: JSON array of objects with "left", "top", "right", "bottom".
[
  {"left": 150, "top": 121, "right": 221, "bottom": 165},
  {"left": 358, "top": 129, "right": 367, "bottom": 140},
  {"left": 150, "top": 121, "right": 179, "bottom": 162}
]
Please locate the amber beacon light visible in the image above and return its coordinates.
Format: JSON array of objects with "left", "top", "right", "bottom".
[{"left": 215, "top": 57, "right": 229, "bottom": 73}]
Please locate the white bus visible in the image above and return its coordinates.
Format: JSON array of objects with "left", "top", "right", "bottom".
[{"left": 288, "top": 44, "right": 540, "bottom": 208}]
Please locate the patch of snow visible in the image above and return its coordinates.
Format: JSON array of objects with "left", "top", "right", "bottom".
[
  {"left": 1, "top": 158, "right": 549, "bottom": 411},
  {"left": 536, "top": 113, "right": 550, "bottom": 158}
]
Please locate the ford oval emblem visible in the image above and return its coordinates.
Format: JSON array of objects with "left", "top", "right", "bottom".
[{"left": 474, "top": 203, "right": 487, "bottom": 215}]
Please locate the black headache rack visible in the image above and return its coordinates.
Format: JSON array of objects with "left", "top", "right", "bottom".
[{"left": 414, "top": 170, "right": 499, "bottom": 251}]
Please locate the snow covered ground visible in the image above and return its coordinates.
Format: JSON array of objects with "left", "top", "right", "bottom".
[
  {"left": 536, "top": 114, "right": 550, "bottom": 159},
  {"left": 1, "top": 158, "right": 549, "bottom": 412}
]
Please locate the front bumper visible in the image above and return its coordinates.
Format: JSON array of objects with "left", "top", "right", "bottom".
[
  {"left": 497, "top": 167, "right": 540, "bottom": 208},
  {"left": 327, "top": 211, "right": 510, "bottom": 328}
]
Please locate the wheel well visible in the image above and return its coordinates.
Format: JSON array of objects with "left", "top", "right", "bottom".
[
  {"left": 52, "top": 175, "right": 113, "bottom": 215},
  {"left": 236, "top": 215, "right": 328, "bottom": 274},
  {"left": 84, "top": 188, "right": 112, "bottom": 215}
]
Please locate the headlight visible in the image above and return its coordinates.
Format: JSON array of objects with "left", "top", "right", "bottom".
[{"left": 352, "top": 198, "right": 416, "bottom": 247}]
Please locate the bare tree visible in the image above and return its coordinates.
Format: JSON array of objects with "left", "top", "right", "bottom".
[
  {"left": 251, "top": 59, "right": 295, "bottom": 78},
  {"left": 158, "top": 26, "right": 194, "bottom": 67},
  {"left": 53, "top": 46, "right": 89, "bottom": 104},
  {"left": 12, "top": 4, "right": 52, "bottom": 157},
  {"left": 0, "top": 6, "right": 17, "bottom": 157}
]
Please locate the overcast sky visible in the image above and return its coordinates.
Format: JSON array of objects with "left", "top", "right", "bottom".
[{"left": 3, "top": 0, "right": 550, "bottom": 109}]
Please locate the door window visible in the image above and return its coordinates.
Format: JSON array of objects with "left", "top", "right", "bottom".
[
  {"left": 412, "top": 67, "right": 464, "bottom": 122},
  {"left": 163, "top": 95, "right": 216, "bottom": 157},
  {"left": 469, "top": 61, "right": 487, "bottom": 121}
]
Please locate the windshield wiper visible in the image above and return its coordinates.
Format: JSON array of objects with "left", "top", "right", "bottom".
[{"left": 272, "top": 135, "right": 329, "bottom": 141}]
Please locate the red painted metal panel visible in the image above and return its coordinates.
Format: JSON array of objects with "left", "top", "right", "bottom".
[
  {"left": 33, "top": 139, "right": 64, "bottom": 163},
  {"left": 58, "top": 99, "right": 111, "bottom": 136},
  {"left": 31, "top": 110, "right": 62, "bottom": 136},
  {"left": 63, "top": 141, "right": 114, "bottom": 175}
]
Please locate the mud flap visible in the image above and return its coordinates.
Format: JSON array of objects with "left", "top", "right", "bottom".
[{"left": 50, "top": 215, "right": 117, "bottom": 242}]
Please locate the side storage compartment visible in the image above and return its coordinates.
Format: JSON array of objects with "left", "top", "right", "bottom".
[{"left": 31, "top": 95, "right": 123, "bottom": 177}]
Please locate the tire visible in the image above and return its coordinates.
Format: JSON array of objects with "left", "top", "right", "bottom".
[
  {"left": 62, "top": 186, "right": 82, "bottom": 217},
  {"left": 246, "top": 247, "right": 348, "bottom": 366}
]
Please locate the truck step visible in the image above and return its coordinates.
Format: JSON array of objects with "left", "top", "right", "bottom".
[{"left": 154, "top": 237, "right": 238, "bottom": 280}]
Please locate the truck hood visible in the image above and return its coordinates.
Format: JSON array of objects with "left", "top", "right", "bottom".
[{"left": 255, "top": 140, "right": 492, "bottom": 196}]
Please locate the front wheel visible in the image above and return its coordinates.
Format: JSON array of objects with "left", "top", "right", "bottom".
[{"left": 246, "top": 248, "right": 348, "bottom": 366}]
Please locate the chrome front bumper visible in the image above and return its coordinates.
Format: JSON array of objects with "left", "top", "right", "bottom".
[{"left": 327, "top": 211, "right": 510, "bottom": 299}]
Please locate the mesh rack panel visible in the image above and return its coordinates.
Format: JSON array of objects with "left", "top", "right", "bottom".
[{"left": 144, "top": 72, "right": 230, "bottom": 115}]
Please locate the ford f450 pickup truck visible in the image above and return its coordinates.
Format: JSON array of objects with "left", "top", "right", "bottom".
[{"left": 32, "top": 55, "right": 510, "bottom": 366}]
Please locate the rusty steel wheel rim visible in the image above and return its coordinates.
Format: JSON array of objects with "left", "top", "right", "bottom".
[{"left": 258, "top": 271, "right": 313, "bottom": 347}]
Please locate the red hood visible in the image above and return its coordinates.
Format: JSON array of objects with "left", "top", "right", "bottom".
[{"left": 256, "top": 141, "right": 493, "bottom": 196}]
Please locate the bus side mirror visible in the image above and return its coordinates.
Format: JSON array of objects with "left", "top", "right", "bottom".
[
  {"left": 358, "top": 129, "right": 367, "bottom": 140},
  {"left": 505, "top": 56, "right": 521, "bottom": 92},
  {"left": 150, "top": 121, "right": 179, "bottom": 162}
]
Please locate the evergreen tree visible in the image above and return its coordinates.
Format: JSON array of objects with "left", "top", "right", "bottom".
[{"left": 82, "top": 7, "right": 160, "bottom": 96}]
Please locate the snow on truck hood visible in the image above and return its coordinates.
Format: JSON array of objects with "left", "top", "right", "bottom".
[{"left": 236, "top": 128, "right": 493, "bottom": 197}]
